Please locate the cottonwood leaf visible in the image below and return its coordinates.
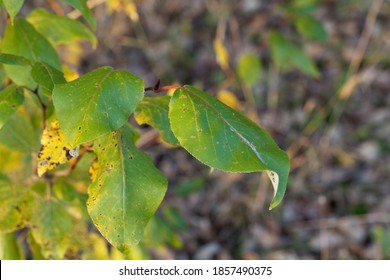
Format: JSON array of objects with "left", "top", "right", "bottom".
[
  {"left": 214, "top": 38, "right": 229, "bottom": 70},
  {"left": 169, "top": 86, "right": 290, "bottom": 209},
  {"left": 60, "top": 0, "right": 96, "bottom": 29},
  {"left": 0, "top": 85, "right": 24, "bottom": 129},
  {"left": 3, "top": 0, "right": 24, "bottom": 24},
  {"left": 295, "top": 15, "right": 328, "bottom": 42},
  {"left": 31, "top": 62, "right": 66, "bottom": 96},
  {"left": 27, "top": 8, "right": 97, "bottom": 47},
  {"left": 134, "top": 96, "right": 179, "bottom": 145},
  {"left": 0, "top": 232, "right": 24, "bottom": 259},
  {"left": 268, "top": 31, "right": 319, "bottom": 78},
  {"left": 0, "top": 111, "right": 39, "bottom": 153},
  {"left": 30, "top": 198, "right": 73, "bottom": 259},
  {"left": 237, "top": 52, "right": 262, "bottom": 86},
  {"left": 1, "top": 18, "right": 61, "bottom": 86},
  {"left": 0, "top": 53, "right": 31, "bottom": 66},
  {"left": 87, "top": 126, "right": 167, "bottom": 253},
  {"left": 37, "top": 120, "right": 78, "bottom": 177},
  {"left": 0, "top": 175, "right": 36, "bottom": 233},
  {"left": 53, "top": 66, "right": 144, "bottom": 146}
]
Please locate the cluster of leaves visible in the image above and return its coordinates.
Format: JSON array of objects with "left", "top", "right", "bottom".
[{"left": 0, "top": 1, "right": 289, "bottom": 259}]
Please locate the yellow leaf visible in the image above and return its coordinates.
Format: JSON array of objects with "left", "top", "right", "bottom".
[
  {"left": 37, "top": 120, "right": 78, "bottom": 177},
  {"left": 62, "top": 65, "right": 79, "bottom": 82},
  {"left": 88, "top": 158, "right": 100, "bottom": 182},
  {"left": 124, "top": 0, "right": 139, "bottom": 22},
  {"left": 217, "top": 90, "right": 242, "bottom": 110},
  {"left": 213, "top": 38, "right": 229, "bottom": 70}
]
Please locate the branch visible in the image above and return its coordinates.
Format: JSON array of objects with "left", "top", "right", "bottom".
[
  {"left": 23, "top": 86, "right": 47, "bottom": 130},
  {"left": 144, "top": 79, "right": 180, "bottom": 94}
]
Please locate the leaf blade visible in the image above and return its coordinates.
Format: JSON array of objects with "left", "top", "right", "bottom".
[
  {"left": 1, "top": 18, "right": 61, "bottom": 86},
  {"left": 134, "top": 96, "right": 179, "bottom": 145},
  {"left": 60, "top": 0, "right": 96, "bottom": 29},
  {"left": 169, "top": 86, "right": 290, "bottom": 208},
  {"left": 31, "top": 62, "right": 66, "bottom": 96},
  {"left": 0, "top": 85, "right": 24, "bottom": 129},
  {"left": 87, "top": 126, "right": 167, "bottom": 253},
  {"left": 27, "top": 8, "right": 97, "bottom": 47},
  {"left": 3, "top": 0, "right": 24, "bottom": 24},
  {"left": 53, "top": 67, "right": 144, "bottom": 146},
  {"left": 0, "top": 53, "right": 31, "bottom": 66}
]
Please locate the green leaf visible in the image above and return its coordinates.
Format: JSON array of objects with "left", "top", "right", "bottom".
[
  {"left": 237, "top": 52, "right": 262, "bottom": 86},
  {"left": 268, "top": 31, "right": 319, "bottom": 78},
  {"left": 0, "top": 179, "right": 36, "bottom": 233},
  {"left": 87, "top": 126, "right": 167, "bottom": 253},
  {"left": 0, "top": 232, "right": 24, "bottom": 259},
  {"left": 31, "top": 62, "right": 66, "bottom": 96},
  {"left": 0, "top": 53, "right": 31, "bottom": 66},
  {"left": 3, "top": 0, "right": 24, "bottom": 24},
  {"left": 53, "top": 66, "right": 144, "bottom": 146},
  {"left": 60, "top": 0, "right": 96, "bottom": 29},
  {"left": 169, "top": 86, "right": 290, "bottom": 209},
  {"left": 30, "top": 199, "right": 73, "bottom": 259},
  {"left": 0, "top": 111, "right": 40, "bottom": 153},
  {"left": 295, "top": 16, "right": 327, "bottom": 42},
  {"left": 26, "top": 231, "right": 44, "bottom": 260},
  {"left": 27, "top": 8, "right": 97, "bottom": 47},
  {"left": 1, "top": 18, "right": 61, "bottom": 86},
  {"left": 0, "top": 85, "right": 24, "bottom": 129},
  {"left": 134, "top": 96, "right": 179, "bottom": 145}
]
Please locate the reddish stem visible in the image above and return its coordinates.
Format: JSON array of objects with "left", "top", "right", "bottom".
[{"left": 144, "top": 80, "right": 180, "bottom": 93}]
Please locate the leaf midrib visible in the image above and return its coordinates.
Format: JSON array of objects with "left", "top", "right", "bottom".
[
  {"left": 74, "top": 68, "right": 113, "bottom": 144},
  {"left": 117, "top": 130, "right": 126, "bottom": 242},
  {"left": 182, "top": 87, "right": 267, "bottom": 166}
]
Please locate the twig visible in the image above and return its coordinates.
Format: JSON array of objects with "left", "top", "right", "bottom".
[
  {"left": 55, "top": 145, "right": 93, "bottom": 177},
  {"left": 347, "top": 0, "right": 384, "bottom": 76},
  {"left": 144, "top": 80, "right": 180, "bottom": 94},
  {"left": 23, "top": 86, "right": 47, "bottom": 130}
]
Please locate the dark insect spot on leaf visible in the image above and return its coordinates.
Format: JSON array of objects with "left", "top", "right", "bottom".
[
  {"left": 12, "top": 105, "right": 16, "bottom": 108},
  {"left": 65, "top": 150, "right": 73, "bottom": 160},
  {"left": 115, "top": 143, "right": 118, "bottom": 147},
  {"left": 15, "top": 206, "right": 21, "bottom": 213},
  {"left": 102, "top": 148, "right": 105, "bottom": 152},
  {"left": 78, "top": 127, "right": 81, "bottom": 130},
  {"left": 183, "top": 107, "right": 187, "bottom": 111},
  {"left": 103, "top": 112, "right": 108, "bottom": 117}
]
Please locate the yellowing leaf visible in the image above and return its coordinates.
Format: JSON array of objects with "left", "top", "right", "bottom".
[
  {"left": 124, "top": 0, "right": 139, "bottom": 22},
  {"left": 106, "top": 0, "right": 139, "bottom": 21},
  {"left": 88, "top": 158, "right": 99, "bottom": 182},
  {"left": 213, "top": 38, "right": 229, "bottom": 70},
  {"left": 37, "top": 120, "right": 78, "bottom": 176},
  {"left": 217, "top": 90, "right": 242, "bottom": 110},
  {"left": 62, "top": 65, "right": 79, "bottom": 81}
]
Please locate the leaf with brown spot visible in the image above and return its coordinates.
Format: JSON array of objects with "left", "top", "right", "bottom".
[{"left": 37, "top": 119, "right": 78, "bottom": 176}]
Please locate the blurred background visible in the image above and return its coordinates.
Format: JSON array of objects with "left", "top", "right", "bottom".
[{"left": 11, "top": 0, "right": 390, "bottom": 259}]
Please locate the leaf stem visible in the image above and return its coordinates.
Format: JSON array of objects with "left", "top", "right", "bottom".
[
  {"left": 23, "top": 86, "right": 47, "bottom": 130},
  {"left": 144, "top": 80, "right": 180, "bottom": 93}
]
